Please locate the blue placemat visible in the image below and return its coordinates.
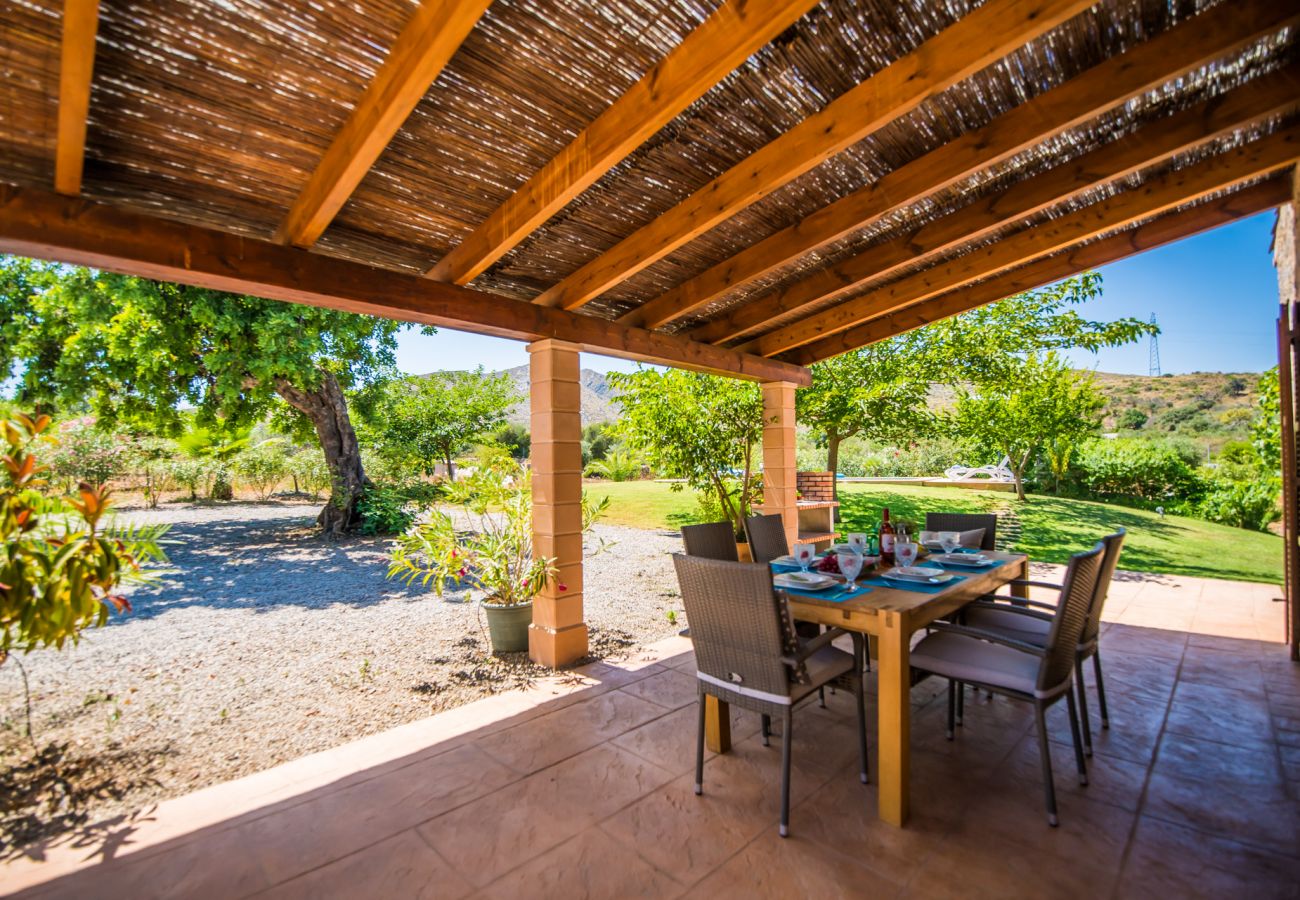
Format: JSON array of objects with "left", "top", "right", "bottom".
[{"left": 768, "top": 562, "right": 871, "bottom": 602}]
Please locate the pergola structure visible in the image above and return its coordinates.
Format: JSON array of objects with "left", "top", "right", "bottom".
[{"left": 2, "top": 0, "right": 1298, "bottom": 670}]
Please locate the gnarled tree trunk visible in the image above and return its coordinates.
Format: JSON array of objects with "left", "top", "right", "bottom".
[{"left": 273, "top": 372, "right": 370, "bottom": 535}]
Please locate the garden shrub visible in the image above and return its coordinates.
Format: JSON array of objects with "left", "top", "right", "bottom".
[
  {"left": 1071, "top": 438, "right": 1203, "bottom": 503},
  {"left": 357, "top": 483, "right": 417, "bottom": 535},
  {"left": 46, "top": 418, "right": 129, "bottom": 488},
  {"left": 234, "top": 442, "right": 289, "bottom": 499},
  {"left": 287, "top": 448, "right": 332, "bottom": 498},
  {"left": 1194, "top": 478, "right": 1280, "bottom": 532}
]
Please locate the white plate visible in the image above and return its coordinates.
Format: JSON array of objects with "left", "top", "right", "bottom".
[
  {"left": 882, "top": 566, "right": 956, "bottom": 585},
  {"left": 929, "top": 553, "right": 995, "bottom": 567},
  {"left": 771, "top": 554, "right": 802, "bottom": 566},
  {"left": 774, "top": 572, "right": 837, "bottom": 591}
]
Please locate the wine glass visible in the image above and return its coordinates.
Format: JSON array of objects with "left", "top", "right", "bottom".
[
  {"left": 939, "top": 530, "right": 960, "bottom": 557},
  {"left": 847, "top": 533, "right": 867, "bottom": 554},
  {"left": 794, "top": 544, "right": 816, "bottom": 573},
  {"left": 836, "top": 551, "right": 864, "bottom": 590},
  {"left": 895, "top": 540, "right": 918, "bottom": 569}
]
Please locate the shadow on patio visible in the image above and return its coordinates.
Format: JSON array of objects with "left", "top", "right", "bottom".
[{"left": 5, "top": 582, "right": 1299, "bottom": 899}]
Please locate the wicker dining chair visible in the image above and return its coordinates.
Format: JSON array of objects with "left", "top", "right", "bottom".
[
  {"left": 744, "top": 513, "right": 789, "bottom": 564},
  {"left": 962, "top": 528, "right": 1126, "bottom": 755},
  {"left": 671, "top": 553, "right": 869, "bottom": 838},
  {"left": 681, "top": 520, "right": 739, "bottom": 561},
  {"left": 910, "top": 542, "right": 1105, "bottom": 826},
  {"left": 924, "top": 512, "right": 998, "bottom": 551}
]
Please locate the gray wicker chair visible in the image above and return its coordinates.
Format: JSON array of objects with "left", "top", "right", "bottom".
[
  {"left": 924, "top": 512, "right": 998, "bottom": 551},
  {"left": 744, "top": 513, "right": 789, "bottom": 564},
  {"left": 671, "top": 553, "right": 869, "bottom": 838},
  {"left": 910, "top": 542, "right": 1105, "bottom": 826},
  {"left": 962, "top": 528, "right": 1126, "bottom": 755},
  {"left": 681, "top": 521, "right": 739, "bottom": 561}
]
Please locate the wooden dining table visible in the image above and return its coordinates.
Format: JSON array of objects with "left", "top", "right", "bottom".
[{"left": 702, "top": 550, "right": 1030, "bottom": 828}]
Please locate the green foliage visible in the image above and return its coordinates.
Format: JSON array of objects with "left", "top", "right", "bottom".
[
  {"left": 1194, "top": 478, "right": 1280, "bottom": 532},
  {"left": 1253, "top": 367, "right": 1281, "bottom": 473},
  {"left": 357, "top": 483, "right": 419, "bottom": 536},
  {"left": 388, "top": 458, "right": 604, "bottom": 607},
  {"left": 489, "top": 423, "right": 531, "bottom": 460},
  {"left": 286, "top": 448, "right": 333, "bottom": 498},
  {"left": 1117, "top": 408, "right": 1148, "bottom": 430},
  {"left": 1, "top": 414, "right": 169, "bottom": 659},
  {"left": 164, "top": 457, "right": 211, "bottom": 501},
  {"left": 1070, "top": 438, "right": 1202, "bottom": 502},
  {"left": 44, "top": 418, "right": 129, "bottom": 488},
  {"left": 177, "top": 423, "right": 250, "bottom": 500},
  {"left": 608, "top": 369, "right": 763, "bottom": 534},
  {"left": 366, "top": 369, "right": 517, "bottom": 477},
  {"left": 233, "top": 441, "right": 289, "bottom": 500},
  {"left": 584, "top": 450, "right": 642, "bottom": 481},
  {"left": 950, "top": 353, "right": 1105, "bottom": 501},
  {"left": 581, "top": 422, "right": 618, "bottom": 465}
]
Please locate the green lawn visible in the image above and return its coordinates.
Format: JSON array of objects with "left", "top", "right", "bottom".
[{"left": 584, "top": 479, "right": 1283, "bottom": 585}]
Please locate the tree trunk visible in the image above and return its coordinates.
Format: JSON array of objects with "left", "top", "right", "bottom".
[
  {"left": 826, "top": 431, "right": 842, "bottom": 521},
  {"left": 273, "top": 372, "right": 370, "bottom": 535}
]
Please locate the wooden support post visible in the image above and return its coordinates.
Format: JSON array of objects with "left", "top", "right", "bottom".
[
  {"left": 761, "top": 381, "right": 799, "bottom": 549},
  {"left": 1275, "top": 172, "right": 1300, "bottom": 660},
  {"left": 528, "top": 339, "right": 587, "bottom": 667},
  {"left": 877, "top": 609, "right": 912, "bottom": 827}
]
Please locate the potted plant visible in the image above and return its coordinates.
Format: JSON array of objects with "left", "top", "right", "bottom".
[{"left": 387, "top": 454, "right": 606, "bottom": 654}]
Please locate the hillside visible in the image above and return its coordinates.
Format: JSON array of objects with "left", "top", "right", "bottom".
[
  {"left": 1089, "top": 370, "right": 1262, "bottom": 448},
  {"left": 501, "top": 365, "right": 620, "bottom": 426}
]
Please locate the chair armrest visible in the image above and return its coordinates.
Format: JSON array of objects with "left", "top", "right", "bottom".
[
  {"left": 795, "top": 626, "right": 849, "bottom": 659},
  {"left": 1007, "top": 578, "right": 1064, "bottom": 592},
  {"left": 981, "top": 594, "right": 1059, "bottom": 612},
  {"left": 927, "top": 621, "right": 1047, "bottom": 657},
  {"left": 966, "top": 599, "right": 1055, "bottom": 623}
]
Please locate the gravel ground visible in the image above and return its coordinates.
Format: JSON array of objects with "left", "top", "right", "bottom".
[{"left": 0, "top": 500, "right": 684, "bottom": 858}]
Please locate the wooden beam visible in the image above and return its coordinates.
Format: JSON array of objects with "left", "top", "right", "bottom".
[
  {"left": 532, "top": 0, "right": 1097, "bottom": 311},
  {"left": 427, "top": 0, "right": 822, "bottom": 286},
  {"left": 711, "top": 67, "right": 1300, "bottom": 348},
  {"left": 675, "top": 0, "right": 1300, "bottom": 342},
  {"left": 780, "top": 176, "right": 1291, "bottom": 365},
  {"left": 743, "top": 125, "right": 1300, "bottom": 357},
  {"left": 0, "top": 186, "right": 809, "bottom": 386},
  {"left": 275, "top": 0, "right": 491, "bottom": 248},
  {"left": 54, "top": 0, "right": 100, "bottom": 196}
]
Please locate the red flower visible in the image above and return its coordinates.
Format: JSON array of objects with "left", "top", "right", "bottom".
[
  {"left": 458, "top": 567, "right": 467, "bottom": 577},
  {"left": 558, "top": 583, "right": 568, "bottom": 592}
]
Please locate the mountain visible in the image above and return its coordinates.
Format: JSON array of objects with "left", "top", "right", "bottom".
[{"left": 500, "top": 365, "right": 620, "bottom": 427}]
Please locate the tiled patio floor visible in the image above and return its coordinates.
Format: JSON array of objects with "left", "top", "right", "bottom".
[{"left": 5, "top": 567, "right": 1298, "bottom": 899}]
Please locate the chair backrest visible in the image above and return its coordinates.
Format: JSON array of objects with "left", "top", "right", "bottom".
[
  {"left": 924, "top": 512, "right": 998, "bottom": 551},
  {"left": 1080, "top": 527, "right": 1126, "bottom": 646},
  {"left": 671, "top": 554, "right": 792, "bottom": 700},
  {"left": 681, "top": 521, "right": 739, "bottom": 561},
  {"left": 744, "top": 513, "right": 789, "bottom": 564},
  {"left": 1036, "top": 542, "right": 1105, "bottom": 696}
]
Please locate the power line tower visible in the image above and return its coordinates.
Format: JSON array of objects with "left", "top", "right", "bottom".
[{"left": 1148, "top": 313, "right": 1161, "bottom": 377}]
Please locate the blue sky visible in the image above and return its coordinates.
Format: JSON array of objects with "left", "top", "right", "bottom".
[{"left": 395, "top": 210, "right": 1284, "bottom": 377}]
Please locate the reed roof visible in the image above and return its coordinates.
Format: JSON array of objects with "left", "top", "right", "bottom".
[{"left": 1, "top": 0, "right": 1294, "bottom": 368}]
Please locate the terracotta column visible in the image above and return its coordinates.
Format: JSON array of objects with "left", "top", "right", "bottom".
[
  {"left": 527, "top": 339, "right": 587, "bottom": 667},
  {"left": 760, "top": 380, "right": 799, "bottom": 548}
]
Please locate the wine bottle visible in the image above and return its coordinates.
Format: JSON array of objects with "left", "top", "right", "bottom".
[{"left": 880, "top": 507, "right": 896, "bottom": 564}]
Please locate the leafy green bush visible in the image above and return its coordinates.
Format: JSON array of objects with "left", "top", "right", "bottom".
[
  {"left": 1071, "top": 438, "right": 1203, "bottom": 503},
  {"left": 287, "top": 448, "right": 332, "bottom": 498},
  {"left": 584, "top": 450, "right": 641, "bottom": 481},
  {"left": 233, "top": 441, "right": 289, "bottom": 499},
  {"left": 1194, "top": 478, "right": 1280, "bottom": 532},
  {"left": 1117, "top": 408, "right": 1147, "bottom": 430},
  {"left": 357, "top": 483, "right": 418, "bottom": 535},
  {"left": 46, "top": 417, "right": 129, "bottom": 487},
  {"left": 166, "top": 457, "right": 211, "bottom": 500}
]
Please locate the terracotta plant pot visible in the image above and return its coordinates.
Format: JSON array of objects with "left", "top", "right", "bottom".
[
  {"left": 482, "top": 599, "right": 533, "bottom": 654},
  {"left": 736, "top": 541, "right": 753, "bottom": 562}
]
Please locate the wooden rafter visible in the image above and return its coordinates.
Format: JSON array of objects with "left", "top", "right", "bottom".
[
  {"left": 54, "top": 0, "right": 100, "bottom": 196},
  {"left": 660, "top": 0, "right": 1300, "bottom": 339},
  {"left": 427, "top": 0, "right": 822, "bottom": 286},
  {"left": 707, "top": 66, "right": 1300, "bottom": 348},
  {"left": 0, "top": 186, "right": 809, "bottom": 386},
  {"left": 741, "top": 125, "right": 1300, "bottom": 357},
  {"left": 531, "top": 0, "right": 1098, "bottom": 311},
  {"left": 780, "top": 176, "right": 1292, "bottom": 365},
  {"left": 275, "top": 0, "right": 492, "bottom": 248}
]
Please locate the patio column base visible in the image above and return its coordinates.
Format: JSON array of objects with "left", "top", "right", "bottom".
[{"left": 528, "top": 622, "right": 589, "bottom": 668}]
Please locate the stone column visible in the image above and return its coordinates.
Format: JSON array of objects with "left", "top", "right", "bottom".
[
  {"left": 760, "top": 380, "right": 799, "bottom": 549},
  {"left": 527, "top": 339, "right": 587, "bottom": 667}
]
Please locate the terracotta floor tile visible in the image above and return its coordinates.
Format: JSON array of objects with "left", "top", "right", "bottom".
[
  {"left": 617, "top": 667, "right": 702, "bottom": 711},
  {"left": 255, "top": 830, "right": 472, "bottom": 900},
  {"left": 1177, "top": 656, "right": 1266, "bottom": 697},
  {"left": 479, "top": 828, "right": 683, "bottom": 900},
  {"left": 899, "top": 827, "right": 1115, "bottom": 899},
  {"left": 476, "top": 689, "right": 666, "bottom": 774},
  {"left": 418, "top": 744, "right": 674, "bottom": 888},
  {"left": 1117, "top": 816, "right": 1300, "bottom": 900},
  {"left": 1144, "top": 763, "right": 1300, "bottom": 856},
  {"left": 1164, "top": 682, "right": 1272, "bottom": 746},
  {"left": 990, "top": 732, "right": 1151, "bottom": 813},
  {"left": 683, "top": 829, "right": 899, "bottom": 899},
  {"left": 1101, "top": 626, "right": 1189, "bottom": 661}
]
